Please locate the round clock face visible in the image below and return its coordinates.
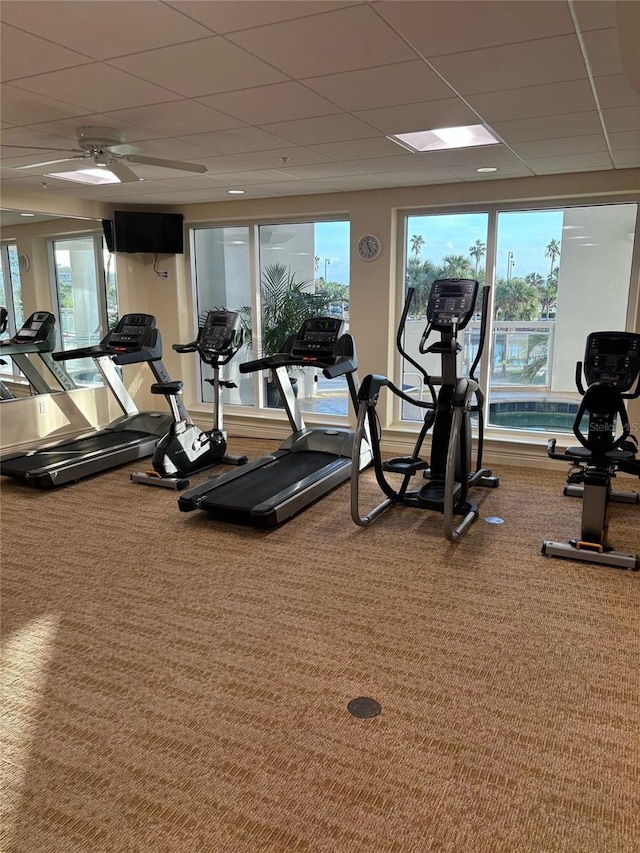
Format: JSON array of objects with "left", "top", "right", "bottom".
[{"left": 357, "top": 234, "right": 381, "bottom": 261}]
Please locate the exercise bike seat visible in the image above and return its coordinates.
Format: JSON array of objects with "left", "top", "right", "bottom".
[{"left": 151, "top": 380, "right": 184, "bottom": 396}]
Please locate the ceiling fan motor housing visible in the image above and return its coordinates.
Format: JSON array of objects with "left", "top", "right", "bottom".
[{"left": 77, "top": 126, "right": 125, "bottom": 153}]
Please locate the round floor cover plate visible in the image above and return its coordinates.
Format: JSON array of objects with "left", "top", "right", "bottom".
[{"left": 347, "top": 697, "right": 381, "bottom": 718}]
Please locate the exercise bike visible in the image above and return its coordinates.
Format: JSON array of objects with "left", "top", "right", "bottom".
[
  {"left": 542, "top": 330, "right": 640, "bottom": 570},
  {"left": 131, "top": 309, "right": 248, "bottom": 490},
  {"left": 351, "top": 278, "right": 498, "bottom": 542}
]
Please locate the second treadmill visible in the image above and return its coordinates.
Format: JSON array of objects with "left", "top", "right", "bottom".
[{"left": 178, "top": 316, "right": 372, "bottom": 527}]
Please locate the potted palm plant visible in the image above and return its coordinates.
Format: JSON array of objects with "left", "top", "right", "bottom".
[{"left": 241, "top": 262, "right": 332, "bottom": 407}]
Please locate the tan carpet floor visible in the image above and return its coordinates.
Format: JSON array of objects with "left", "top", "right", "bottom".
[{"left": 1, "top": 437, "right": 639, "bottom": 852}]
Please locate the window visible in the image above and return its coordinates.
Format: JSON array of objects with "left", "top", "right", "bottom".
[
  {"left": 488, "top": 204, "right": 637, "bottom": 432},
  {"left": 0, "top": 242, "right": 24, "bottom": 383},
  {"left": 52, "top": 234, "right": 118, "bottom": 385},
  {"left": 400, "top": 202, "right": 638, "bottom": 436},
  {"left": 400, "top": 212, "right": 489, "bottom": 421},
  {"left": 192, "top": 219, "right": 351, "bottom": 417}
]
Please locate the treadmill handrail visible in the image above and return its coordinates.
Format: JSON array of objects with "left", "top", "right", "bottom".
[{"left": 52, "top": 344, "right": 118, "bottom": 361}]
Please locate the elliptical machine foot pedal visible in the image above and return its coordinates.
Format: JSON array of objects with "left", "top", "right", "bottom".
[
  {"left": 131, "top": 471, "right": 190, "bottom": 490},
  {"left": 382, "top": 456, "right": 429, "bottom": 476}
]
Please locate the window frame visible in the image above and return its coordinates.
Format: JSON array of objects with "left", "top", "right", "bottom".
[{"left": 395, "top": 193, "right": 640, "bottom": 440}]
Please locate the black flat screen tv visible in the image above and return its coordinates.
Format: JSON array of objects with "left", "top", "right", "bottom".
[{"left": 113, "top": 210, "right": 184, "bottom": 254}]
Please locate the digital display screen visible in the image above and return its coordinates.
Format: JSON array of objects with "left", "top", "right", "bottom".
[
  {"left": 306, "top": 318, "right": 338, "bottom": 332},
  {"left": 123, "top": 315, "right": 148, "bottom": 326}
]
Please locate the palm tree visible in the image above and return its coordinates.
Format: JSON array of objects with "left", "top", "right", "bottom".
[
  {"left": 545, "top": 238, "right": 561, "bottom": 278},
  {"left": 494, "top": 277, "right": 540, "bottom": 321},
  {"left": 469, "top": 239, "right": 486, "bottom": 275},
  {"left": 440, "top": 254, "right": 474, "bottom": 279},
  {"left": 410, "top": 234, "right": 425, "bottom": 258}
]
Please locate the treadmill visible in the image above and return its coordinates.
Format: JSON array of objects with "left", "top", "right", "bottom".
[
  {"left": 0, "top": 311, "right": 76, "bottom": 399},
  {"left": 0, "top": 313, "right": 185, "bottom": 488},
  {"left": 178, "top": 316, "right": 372, "bottom": 527}
]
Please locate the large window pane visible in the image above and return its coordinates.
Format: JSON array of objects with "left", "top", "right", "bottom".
[
  {"left": 258, "top": 220, "right": 350, "bottom": 416},
  {"left": 53, "top": 235, "right": 116, "bottom": 386},
  {"left": 400, "top": 212, "right": 489, "bottom": 422},
  {"left": 193, "top": 226, "right": 253, "bottom": 407},
  {"left": 0, "top": 243, "right": 24, "bottom": 383},
  {"left": 488, "top": 204, "right": 637, "bottom": 432}
]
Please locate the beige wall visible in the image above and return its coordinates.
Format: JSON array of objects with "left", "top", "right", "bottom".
[{"left": 2, "top": 168, "right": 640, "bottom": 462}]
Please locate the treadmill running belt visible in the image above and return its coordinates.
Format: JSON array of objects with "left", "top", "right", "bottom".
[
  {"left": 0, "top": 430, "right": 154, "bottom": 476},
  {"left": 200, "top": 452, "right": 338, "bottom": 512}
]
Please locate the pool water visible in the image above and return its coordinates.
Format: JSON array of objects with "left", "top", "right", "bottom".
[{"left": 488, "top": 401, "right": 579, "bottom": 432}]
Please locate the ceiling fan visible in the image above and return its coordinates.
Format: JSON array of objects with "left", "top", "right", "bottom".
[{"left": 10, "top": 126, "right": 208, "bottom": 183}]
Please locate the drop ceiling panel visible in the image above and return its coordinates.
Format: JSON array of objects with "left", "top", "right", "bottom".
[
  {"left": 492, "top": 111, "right": 604, "bottom": 144},
  {"left": 226, "top": 5, "right": 416, "bottom": 78},
  {"left": 9, "top": 64, "right": 179, "bottom": 112},
  {"left": 377, "top": 168, "right": 462, "bottom": 186},
  {"left": 571, "top": 0, "right": 619, "bottom": 31},
  {"left": 0, "top": 1, "right": 212, "bottom": 60},
  {"left": 465, "top": 80, "right": 596, "bottom": 123},
  {"left": 187, "top": 155, "right": 274, "bottom": 175},
  {"left": 594, "top": 75, "right": 640, "bottom": 109},
  {"left": 447, "top": 162, "right": 535, "bottom": 181},
  {"left": 263, "top": 114, "right": 379, "bottom": 146},
  {"left": 272, "top": 163, "right": 365, "bottom": 180},
  {"left": 197, "top": 82, "right": 340, "bottom": 125},
  {"left": 108, "top": 38, "right": 288, "bottom": 98},
  {"left": 511, "top": 134, "right": 609, "bottom": 159},
  {"left": 236, "top": 148, "right": 335, "bottom": 169},
  {"left": 302, "top": 60, "right": 454, "bottom": 112},
  {"left": 376, "top": 0, "right": 575, "bottom": 57},
  {"left": 179, "top": 127, "right": 293, "bottom": 155},
  {"left": 309, "top": 136, "right": 409, "bottom": 161},
  {"left": 0, "top": 84, "right": 87, "bottom": 126},
  {"left": 581, "top": 28, "right": 626, "bottom": 78},
  {"left": 165, "top": 0, "right": 352, "bottom": 33},
  {"left": 601, "top": 106, "right": 640, "bottom": 133},
  {"left": 353, "top": 98, "right": 481, "bottom": 135},
  {"left": 342, "top": 154, "right": 430, "bottom": 174},
  {"left": 0, "top": 25, "right": 90, "bottom": 81},
  {"left": 527, "top": 151, "right": 614, "bottom": 174},
  {"left": 611, "top": 149, "right": 640, "bottom": 168},
  {"left": 429, "top": 35, "right": 587, "bottom": 95},
  {"left": 608, "top": 130, "right": 640, "bottom": 152},
  {"left": 105, "top": 100, "right": 246, "bottom": 136}
]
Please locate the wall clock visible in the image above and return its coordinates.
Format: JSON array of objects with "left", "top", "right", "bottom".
[{"left": 356, "top": 234, "right": 381, "bottom": 262}]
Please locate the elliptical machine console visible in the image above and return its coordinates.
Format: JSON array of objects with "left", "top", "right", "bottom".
[{"left": 131, "top": 309, "right": 248, "bottom": 490}]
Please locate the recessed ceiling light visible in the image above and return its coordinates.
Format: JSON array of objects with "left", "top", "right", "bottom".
[
  {"left": 46, "top": 168, "right": 120, "bottom": 185},
  {"left": 227, "top": 189, "right": 245, "bottom": 195},
  {"left": 390, "top": 124, "right": 500, "bottom": 153},
  {"left": 20, "top": 212, "right": 36, "bottom": 217},
  {"left": 476, "top": 166, "right": 499, "bottom": 173}
]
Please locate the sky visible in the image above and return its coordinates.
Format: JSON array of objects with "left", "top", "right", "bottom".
[{"left": 312, "top": 210, "right": 565, "bottom": 286}]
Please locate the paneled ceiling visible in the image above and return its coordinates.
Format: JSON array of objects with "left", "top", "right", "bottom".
[{"left": 1, "top": 0, "right": 639, "bottom": 205}]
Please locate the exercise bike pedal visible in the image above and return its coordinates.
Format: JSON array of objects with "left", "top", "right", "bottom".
[{"left": 131, "top": 470, "right": 190, "bottom": 490}]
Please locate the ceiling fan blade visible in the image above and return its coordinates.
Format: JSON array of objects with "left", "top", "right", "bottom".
[
  {"left": 15, "top": 156, "right": 86, "bottom": 170},
  {"left": 105, "top": 160, "right": 141, "bottom": 183},
  {"left": 123, "top": 153, "right": 207, "bottom": 174},
  {"left": 1, "top": 144, "right": 82, "bottom": 153}
]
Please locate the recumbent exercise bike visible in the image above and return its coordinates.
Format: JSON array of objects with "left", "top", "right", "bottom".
[
  {"left": 131, "top": 309, "right": 248, "bottom": 490},
  {"left": 542, "top": 331, "right": 640, "bottom": 570}
]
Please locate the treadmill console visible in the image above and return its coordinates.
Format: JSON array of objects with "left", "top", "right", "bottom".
[
  {"left": 0, "top": 311, "right": 56, "bottom": 351},
  {"left": 199, "top": 310, "right": 241, "bottom": 355},
  {"left": 583, "top": 331, "right": 640, "bottom": 392},
  {"left": 427, "top": 279, "right": 478, "bottom": 331},
  {"left": 108, "top": 314, "right": 157, "bottom": 351},
  {"left": 290, "top": 317, "right": 344, "bottom": 362}
]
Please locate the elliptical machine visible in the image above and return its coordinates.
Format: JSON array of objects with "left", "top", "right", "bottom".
[
  {"left": 351, "top": 278, "right": 498, "bottom": 542},
  {"left": 542, "top": 331, "right": 640, "bottom": 570},
  {"left": 131, "top": 309, "right": 248, "bottom": 490}
]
